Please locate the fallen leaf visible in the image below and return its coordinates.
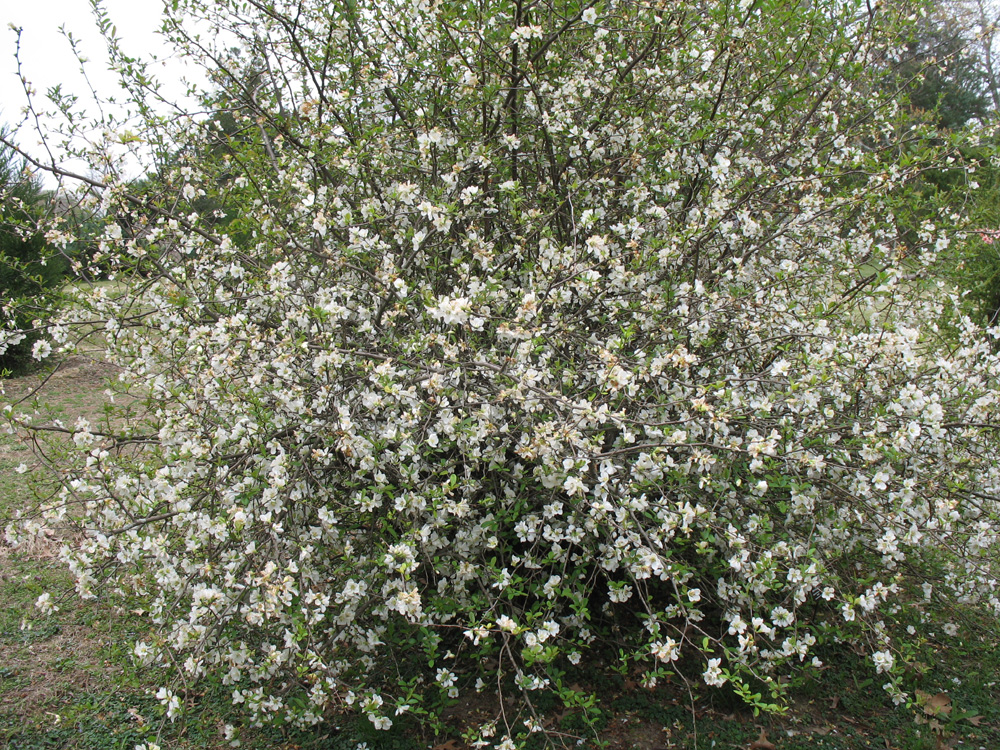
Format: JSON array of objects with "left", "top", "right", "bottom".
[
  {"left": 749, "top": 728, "right": 777, "bottom": 750},
  {"left": 829, "top": 695, "right": 840, "bottom": 710},
  {"left": 430, "top": 742, "right": 461, "bottom": 750},
  {"left": 964, "top": 714, "right": 983, "bottom": 726},
  {"left": 919, "top": 691, "right": 952, "bottom": 717}
]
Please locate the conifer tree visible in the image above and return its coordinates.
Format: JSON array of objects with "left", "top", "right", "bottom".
[{"left": 0, "top": 135, "right": 66, "bottom": 374}]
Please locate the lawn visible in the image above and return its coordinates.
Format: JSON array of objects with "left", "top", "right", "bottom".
[{"left": 2, "top": 354, "right": 998, "bottom": 750}]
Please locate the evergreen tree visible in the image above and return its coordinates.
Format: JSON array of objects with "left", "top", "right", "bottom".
[
  {"left": 898, "top": 8, "right": 991, "bottom": 129},
  {"left": 0, "top": 134, "right": 67, "bottom": 374}
]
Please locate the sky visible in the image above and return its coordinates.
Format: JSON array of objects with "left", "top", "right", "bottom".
[{"left": 2, "top": 0, "right": 203, "bottom": 186}]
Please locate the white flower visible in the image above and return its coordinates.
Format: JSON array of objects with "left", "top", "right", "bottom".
[
  {"left": 394, "top": 181, "right": 419, "bottom": 204},
  {"left": 771, "top": 606, "right": 793, "bottom": 627},
  {"left": 651, "top": 638, "right": 680, "bottom": 662},
  {"left": 32, "top": 339, "right": 52, "bottom": 360},
  {"left": 510, "top": 25, "right": 543, "bottom": 42},
  {"left": 496, "top": 614, "right": 518, "bottom": 632},
  {"left": 464, "top": 626, "right": 490, "bottom": 645},
  {"left": 542, "top": 574, "right": 561, "bottom": 598},
  {"left": 872, "top": 650, "right": 894, "bottom": 674},
  {"left": 703, "top": 658, "right": 727, "bottom": 687},
  {"left": 428, "top": 295, "right": 471, "bottom": 326},
  {"left": 582, "top": 7, "right": 597, "bottom": 24},
  {"left": 884, "top": 683, "right": 908, "bottom": 706},
  {"left": 436, "top": 668, "right": 457, "bottom": 687},
  {"left": 389, "top": 587, "right": 422, "bottom": 618},
  {"left": 35, "top": 592, "right": 59, "bottom": 615},
  {"left": 369, "top": 714, "right": 392, "bottom": 730},
  {"left": 73, "top": 417, "right": 95, "bottom": 447},
  {"left": 538, "top": 621, "right": 559, "bottom": 641},
  {"left": 155, "top": 687, "right": 181, "bottom": 720},
  {"left": 608, "top": 583, "right": 633, "bottom": 602}
]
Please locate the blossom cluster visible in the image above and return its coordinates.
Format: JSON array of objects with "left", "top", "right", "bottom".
[{"left": 4, "top": 0, "right": 1000, "bottom": 746}]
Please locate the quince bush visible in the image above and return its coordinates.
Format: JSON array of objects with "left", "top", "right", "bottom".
[{"left": 4, "top": 0, "right": 1000, "bottom": 746}]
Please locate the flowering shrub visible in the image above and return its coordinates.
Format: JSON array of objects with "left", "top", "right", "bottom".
[{"left": 4, "top": 0, "right": 1000, "bottom": 746}]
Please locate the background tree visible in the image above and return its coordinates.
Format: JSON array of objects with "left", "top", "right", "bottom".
[
  {"left": 938, "top": 0, "right": 1000, "bottom": 110},
  {"left": 897, "top": 5, "right": 991, "bottom": 129},
  {"left": 892, "top": 1, "right": 1000, "bottom": 328},
  {"left": 0, "top": 132, "right": 67, "bottom": 374},
  {"left": 945, "top": 137, "right": 1000, "bottom": 328}
]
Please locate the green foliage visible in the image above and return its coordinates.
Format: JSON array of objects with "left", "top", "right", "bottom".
[
  {"left": 0, "top": 135, "right": 67, "bottom": 375},
  {"left": 897, "top": 6, "right": 990, "bottom": 130},
  {"left": 953, "top": 141, "right": 1000, "bottom": 328}
]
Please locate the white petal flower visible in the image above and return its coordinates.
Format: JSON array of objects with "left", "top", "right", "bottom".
[
  {"left": 872, "top": 650, "right": 894, "bottom": 674},
  {"left": 703, "top": 658, "right": 727, "bottom": 687},
  {"left": 35, "top": 592, "right": 58, "bottom": 615},
  {"left": 31, "top": 339, "right": 52, "bottom": 360}
]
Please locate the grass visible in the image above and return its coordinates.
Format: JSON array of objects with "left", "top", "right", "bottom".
[{"left": 1, "top": 356, "right": 999, "bottom": 750}]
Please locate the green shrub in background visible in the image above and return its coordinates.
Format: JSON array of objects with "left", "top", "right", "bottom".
[
  {"left": 5, "top": 1, "right": 1000, "bottom": 748},
  {"left": 0, "top": 135, "right": 68, "bottom": 375},
  {"left": 955, "top": 142, "right": 1000, "bottom": 329},
  {"left": 909, "top": 136, "right": 1000, "bottom": 332}
]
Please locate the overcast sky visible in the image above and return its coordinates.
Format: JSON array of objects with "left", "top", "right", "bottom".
[{"left": 2, "top": 0, "right": 203, "bottom": 186}]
